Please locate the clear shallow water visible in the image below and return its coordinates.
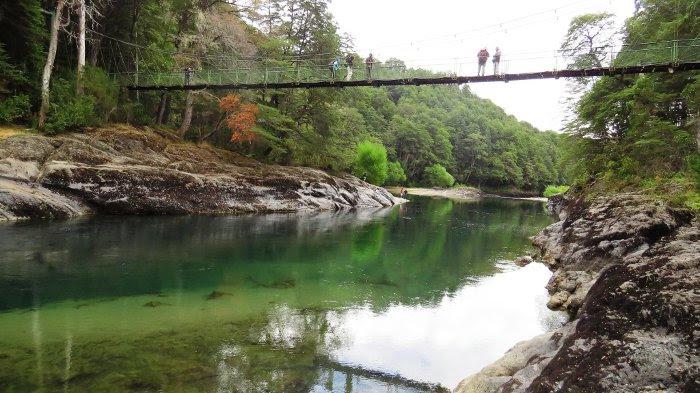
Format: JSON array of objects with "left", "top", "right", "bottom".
[{"left": 0, "top": 197, "right": 563, "bottom": 392}]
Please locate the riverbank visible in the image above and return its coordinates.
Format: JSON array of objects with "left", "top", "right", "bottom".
[
  {"left": 454, "top": 193, "right": 699, "bottom": 392},
  {"left": 387, "top": 187, "right": 483, "bottom": 200},
  {"left": 388, "top": 187, "right": 549, "bottom": 203},
  {"left": 0, "top": 125, "right": 403, "bottom": 221}
]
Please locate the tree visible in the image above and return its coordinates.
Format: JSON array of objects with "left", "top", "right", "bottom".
[
  {"left": 424, "top": 164, "right": 454, "bottom": 188},
  {"left": 38, "top": 0, "right": 67, "bottom": 130},
  {"left": 220, "top": 93, "right": 260, "bottom": 143},
  {"left": 76, "top": 0, "right": 86, "bottom": 94},
  {"left": 249, "top": 0, "right": 285, "bottom": 34},
  {"left": 0, "top": 0, "right": 45, "bottom": 97},
  {"left": 386, "top": 161, "right": 407, "bottom": 185},
  {"left": 176, "top": 2, "right": 259, "bottom": 135},
  {"left": 560, "top": 13, "right": 617, "bottom": 70},
  {"left": 353, "top": 141, "right": 388, "bottom": 185},
  {"left": 564, "top": 0, "right": 700, "bottom": 208}
]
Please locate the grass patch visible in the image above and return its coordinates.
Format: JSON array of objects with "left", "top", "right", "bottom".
[
  {"left": 0, "top": 125, "right": 33, "bottom": 140},
  {"left": 543, "top": 185, "right": 570, "bottom": 198},
  {"left": 574, "top": 171, "right": 699, "bottom": 212}
]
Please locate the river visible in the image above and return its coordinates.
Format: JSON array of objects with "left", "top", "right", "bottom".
[{"left": 0, "top": 196, "right": 564, "bottom": 392}]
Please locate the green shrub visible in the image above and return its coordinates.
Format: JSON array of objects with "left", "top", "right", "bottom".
[
  {"left": 352, "top": 141, "right": 388, "bottom": 185},
  {"left": 44, "top": 78, "right": 96, "bottom": 134},
  {"left": 0, "top": 95, "right": 31, "bottom": 124},
  {"left": 689, "top": 154, "right": 700, "bottom": 187},
  {"left": 82, "top": 66, "right": 119, "bottom": 121},
  {"left": 386, "top": 161, "right": 407, "bottom": 185},
  {"left": 424, "top": 164, "right": 455, "bottom": 188},
  {"left": 543, "top": 185, "right": 570, "bottom": 198},
  {"left": 0, "top": 43, "right": 29, "bottom": 92}
]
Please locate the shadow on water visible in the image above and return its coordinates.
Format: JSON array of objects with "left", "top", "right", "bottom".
[{"left": 0, "top": 196, "right": 555, "bottom": 392}]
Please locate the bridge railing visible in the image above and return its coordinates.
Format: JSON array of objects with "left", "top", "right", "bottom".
[
  {"left": 117, "top": 39, "right": 700, "bottom": 88},
  {"left": 611, "top": 39, "right": 700, "bottom": 67},
  {"left": 119, "top": 63, "right": 442, "bottom": 87}
]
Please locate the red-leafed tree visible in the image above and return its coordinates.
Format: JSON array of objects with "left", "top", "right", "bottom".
[{"left": 219, "top": 94, "right": 259, "bottom": 142}]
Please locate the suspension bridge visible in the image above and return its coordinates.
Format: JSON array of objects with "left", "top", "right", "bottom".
[{"left": 118, "top": 39, "right": 700, "bottom": 92}]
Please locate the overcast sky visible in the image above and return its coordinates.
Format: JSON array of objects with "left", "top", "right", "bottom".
[{"left": 328, "top": 0, "right": 635, "bottom": 131}]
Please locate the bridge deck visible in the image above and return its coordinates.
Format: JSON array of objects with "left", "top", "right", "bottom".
[{"left": 126, "top": 62, "right": 700, "bottom": 91}]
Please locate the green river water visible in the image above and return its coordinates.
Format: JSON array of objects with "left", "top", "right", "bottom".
[{"left": 0, "top": 196, "right": 563, "bottom": 392}]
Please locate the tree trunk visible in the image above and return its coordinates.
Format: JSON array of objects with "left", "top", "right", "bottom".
[
  {"left": 696, "top": 111, "right": 700, "bottom": 153},
  {"left": 162, "top": 95, "right": 172, "bottom": 124},
  {"left": 199, "top": 113, "right": 225, "bottom": 143},
  {"left": 38, "top": 0, "right": 66, "bottom": 130},
  {"left": 77, "top": 0, "right": 87, "bottom": 94},
  {"left": 179, "top": 92, "right": 194, "bottom": 137},
  {"left": 156, "top": 93, "right": 167, "bottom": 124},
  {"left": 90, "top": 36, "right": 101, "bottom": 67}
]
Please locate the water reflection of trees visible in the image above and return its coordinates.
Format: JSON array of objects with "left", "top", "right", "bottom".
[
  {"left": 0, "top": 198, "right": 551, "bottom": 311},
  {"left": 0, "top": 303, "right": 446, "bottom": 392}
]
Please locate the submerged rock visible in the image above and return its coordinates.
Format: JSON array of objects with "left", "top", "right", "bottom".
[
  {"left": 0, "top": 125, "right": 402, "bottom": 221},
  {"left": 206, "top": 290, "right": 232, "bottom": 300},
  {"left": 513, "top": 255, "right": 533, "bottom": 267},
  {"left": 250, "top": 278, "right": 296, "bottom": 289},
  {"left": 455, "top": 193, "right": 699, "bottom": 393},
  {"left": 143, "top": 301, "right": 171, "bottom": 308}
]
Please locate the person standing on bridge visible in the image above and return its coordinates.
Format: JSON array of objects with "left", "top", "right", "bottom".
[
  {"left": 365, "top": 53, "right": 375, "bottom": 80},
  {"left": 345, "top": 53, "right": 355, "bottom": 81},
  {"left": 493, "top": 47, "right": 502, "bottom": 75},
  {"left": 477, "top": 48, "right": 489, "bottom": 76},
  {"left": 329, "top": 58, "right": 340, "bottom": 80}
]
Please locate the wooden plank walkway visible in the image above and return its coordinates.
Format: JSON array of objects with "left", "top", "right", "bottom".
[{"left": 126, "top": 62, "right": 700, "bottom": 91}]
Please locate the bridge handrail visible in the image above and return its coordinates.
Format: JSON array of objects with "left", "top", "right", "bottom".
[{"left": 112, "top": 39, "right": 700, "bottom": 88}]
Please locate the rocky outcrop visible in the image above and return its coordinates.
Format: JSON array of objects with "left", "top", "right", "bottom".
[
  {"left": 455, "top": 193, "right": 699, "bottom": 393},
  {"left": 0, "top": 178, "right": 89, "bottom": 220},
  {"left": 0, "top": 125, "right": 402, "bottom": 221},
  {"left": 533, "top": 194, "right": 693, "bottom": 317}
]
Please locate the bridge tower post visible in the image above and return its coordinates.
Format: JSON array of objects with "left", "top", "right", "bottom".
[{"left": 672, "top": 40, "right": 679, "bottom": 64}]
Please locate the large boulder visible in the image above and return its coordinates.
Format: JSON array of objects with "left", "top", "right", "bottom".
[{"left": 0, "top": 125, "right": 402, "bottom": 221}]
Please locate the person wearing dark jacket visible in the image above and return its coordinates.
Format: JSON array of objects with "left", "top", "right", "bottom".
[
  {"left": 345, "top": 54, "right": 355, "bottom": 81},
  {"left": 365, "top": 53, "right": 375, "bottom": 80},
  {"left": 477, "top": 48, "right": 489, "bottom": 76}
]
